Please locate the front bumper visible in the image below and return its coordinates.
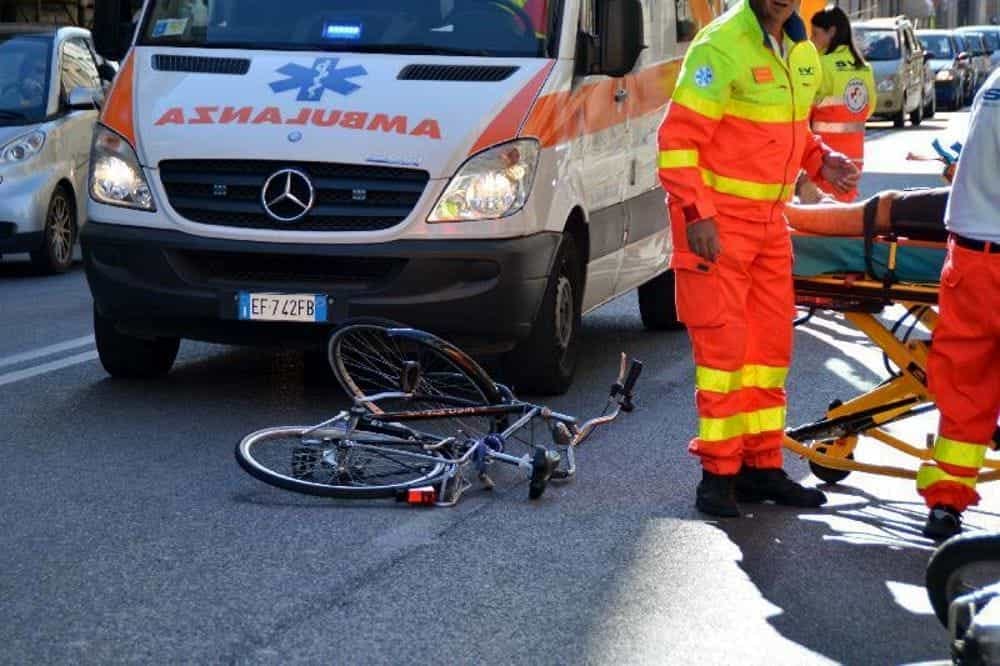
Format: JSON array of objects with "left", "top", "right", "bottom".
[
  {"left": 81, "top": 222, "right": 560, "bottom": 353},
  {"left": 0, "top": 168, "right": 59, "bottom": 253},
  {"left": 934, "top": 79, "right": 961, "bottom": 105},
  {"left": 874, "top": 88, "right": 904, "bottom": 116}
]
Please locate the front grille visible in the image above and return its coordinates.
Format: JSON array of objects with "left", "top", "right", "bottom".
[
  {"left": 397, "top": 64, "right": 518, "bottom": 81},
  {"left": 169, "top": 250, "right": 406, "bottom": 286},
  {"left": 159, "top": 160, "right": 429, "bottom": 232},
  {"left": 152, "top": 54, "right": 251, "bottom": 75}
]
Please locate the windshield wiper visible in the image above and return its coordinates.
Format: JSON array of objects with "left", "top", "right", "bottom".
[{"left": 0, "top": 110, "right": 27, "bottom": 120}]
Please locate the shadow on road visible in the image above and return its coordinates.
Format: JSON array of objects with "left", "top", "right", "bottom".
[{"left": 712, "top": 484, "right": 968, "bottom": 664}]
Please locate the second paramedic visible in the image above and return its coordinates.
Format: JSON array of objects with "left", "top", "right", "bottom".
[
  {"left": 917, "top": 68, "right": 1000, "bottom": 540},
  {"left": 657, "top": 0, "right": 860, "bottom": 517},
  {"left": 808, "top": 5, "right": 876, "bottom": 202}
]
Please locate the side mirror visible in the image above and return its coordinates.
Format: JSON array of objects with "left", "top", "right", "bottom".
[
  {"left": 595, "top": 0, "right": 645, "bottom": 77},
  {"left": 923, "top": 51, "right": 933, "bottom": 62},
  {"left": 957, "top": 51, "right": 969, "bottom": 61},
  {"left": 66, "top": 85, "right": 104, "bottom": 110},
  {"left": 93, "top": 0, "right": 134, "bottom": 62},
  {"left": 97, "top": 62, "right": 118, "bottom": 82}
]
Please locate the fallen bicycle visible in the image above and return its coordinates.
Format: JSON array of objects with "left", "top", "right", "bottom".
[{"left": 236, "top": 323, "right": 642, "bottom": 506}]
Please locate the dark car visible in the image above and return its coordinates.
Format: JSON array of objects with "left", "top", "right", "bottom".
[{"left": 917, "top": 29, "right": 972, "bottom": 110}]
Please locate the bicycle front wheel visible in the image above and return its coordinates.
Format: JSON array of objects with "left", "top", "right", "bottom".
[
  {"left": 329, "top": 324, "right": 502, "bottom": 439},
  {"left": 236, "top": 425, "right": 449, "bottom": 499}
]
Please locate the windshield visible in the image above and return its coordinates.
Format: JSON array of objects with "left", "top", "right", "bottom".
[
  {"left": 984, "top": 31, "right": 1000, "bottom": 50},
  {"left": 917, "top": 34, "right": 953, "bottom": 59},
  {"left": 857, "top": 28, "right": 900, "bottom": 61},
  {"left": 959, "top": 33, "right": 987, "bottom": 54},
  {"left": 0, "top": 34, "right": 52, "bottom": 125},
  {"left": 138, "top": 0, "right": 552, "bottom": 57}
]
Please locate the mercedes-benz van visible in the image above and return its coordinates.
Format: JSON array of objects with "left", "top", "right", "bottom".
[{"left": 83, "top": 0, "right": 715, "bottom": 393}]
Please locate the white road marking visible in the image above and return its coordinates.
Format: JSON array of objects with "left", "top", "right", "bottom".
[
  {"left": 0, "top": 335, "right": 95, "bottom": 370},
  {"left": 0, "top": 350, "right": 99, "bottom": 388}
]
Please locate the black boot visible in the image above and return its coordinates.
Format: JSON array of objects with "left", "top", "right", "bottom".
[
  {"left": 923, "top": 505, "right": 962, "bottom": 541},
  {"left": 696, "top": 470, "right": 740, "bottom": 517},
  {"left": 735, "top": 467, "right": 827, "bottom": 507}
]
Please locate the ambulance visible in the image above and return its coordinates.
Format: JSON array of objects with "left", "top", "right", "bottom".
[{"left": 83, "top": 0, "right": 716, "bottom": 393}]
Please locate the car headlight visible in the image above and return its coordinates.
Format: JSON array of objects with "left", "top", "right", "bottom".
[
  {"left": 428, "top": 140, "right": 540, "bottom": 222},
  {"left": 0, "top": 130, "right": 45, "bottom": 163},
  {"left": 936, "top": 69, "right": 955, "bottom": 81},
  {"left": 89, "top": 124, "right": 155, "bottom": 211},
  {"left": 877, "top": 77, "right": 897, "bottom": 92}
]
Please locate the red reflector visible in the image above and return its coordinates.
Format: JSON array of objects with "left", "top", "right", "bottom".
[{"left": 407, "top": 486, "right": 437, "bottom": 505}]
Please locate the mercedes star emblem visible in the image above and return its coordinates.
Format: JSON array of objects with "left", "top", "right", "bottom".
[{"left": 261, "top": 168, "right": 315, "bottom": 222}]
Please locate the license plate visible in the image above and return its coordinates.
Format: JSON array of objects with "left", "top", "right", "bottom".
[{"left": 237, "top": 292, "right": 328, "bottom": 323}]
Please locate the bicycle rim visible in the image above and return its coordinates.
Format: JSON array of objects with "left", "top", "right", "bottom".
[
  {"left": 236, "top": 425, "right": 448, "bottom": 499},
  {"left": 329, "top": 324, "right": 497, "bottom": 439}
]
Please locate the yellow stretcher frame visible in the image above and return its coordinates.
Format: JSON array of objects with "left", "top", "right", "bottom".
[{"left": 785, "top": 239, "right": 1000, "bottom": 485}]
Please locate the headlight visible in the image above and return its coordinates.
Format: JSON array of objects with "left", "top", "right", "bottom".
[
  {"left": 89, "top": 124, "right": 155, "bottom": 211},
  {"left": 0, "top": 130, "right": 45, "bottom": 163},
  {"left": 428, "top": 140, "right": 539, "bottom": 222},
  {"left": 877, "top": 77, "right": 897, "bottom": 92},
  {"left": 936, "top": 69, "right": 955, "bottom": 81}
]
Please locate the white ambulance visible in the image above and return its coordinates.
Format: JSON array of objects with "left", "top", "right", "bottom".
[{"left": 84, "top": 0, "right": 711, "bottom": 393}]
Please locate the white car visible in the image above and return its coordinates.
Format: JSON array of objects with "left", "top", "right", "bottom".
[{"left": 0, "top": 24, "right": 112, "bottom": 273}]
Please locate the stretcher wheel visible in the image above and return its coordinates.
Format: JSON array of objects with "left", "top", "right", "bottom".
[{"left": 809, "top": 451, "right": 854, "bottom": 484}]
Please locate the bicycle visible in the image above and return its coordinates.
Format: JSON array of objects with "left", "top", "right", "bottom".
[{"left": 236, "top": 323, "right": 642, "bottom": 506}]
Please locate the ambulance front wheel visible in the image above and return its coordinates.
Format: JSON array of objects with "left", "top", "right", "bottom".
[
  {"left": 501, "top": 233, "right": 582, "bottom": 396},
  {"left": 638, "top": 269, "right": 684, "bottom": 331}
]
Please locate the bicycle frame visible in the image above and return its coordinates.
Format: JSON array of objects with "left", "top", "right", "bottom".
[{"left": 297, "top": 353, "right": 641, "bottom": 506}]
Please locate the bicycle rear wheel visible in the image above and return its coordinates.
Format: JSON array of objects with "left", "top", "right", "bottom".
[
  {"left": 236, "top": 424, "right": 448, "bottom": 499},
  {"left": 329, "top": 324, "right": 502, "bottom": 439},
  {"left": 926, "top": 531, "right": 1000, "bottom": 628}
]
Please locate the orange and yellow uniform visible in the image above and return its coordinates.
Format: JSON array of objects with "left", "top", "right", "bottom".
[
  {"left": 810, "top": 45, "right": 876, "bottom": 201},
  {"left": 657, "top": 0, "right": 832, "bottom": 475}
]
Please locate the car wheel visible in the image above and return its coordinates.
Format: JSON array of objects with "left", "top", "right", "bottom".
[
  {"left": 638, "top": 269, "right": 684, "bottom": 331},
  {"left": 910, "top": 92, "right": 924, "bottom": 126},
  {"left": 94, "top": 306, "right": 180, "bottom": 379},
  {"left": 893, "top": 97, "right": 906, "bottom": 128},
  {"left": 30, "top": 185, "right": 76, "bottom": 274},
  {"left": 501, "top": 233, "right": 582, "bottom": 396}
]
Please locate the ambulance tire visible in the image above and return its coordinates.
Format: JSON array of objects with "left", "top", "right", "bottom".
[
  {"left": 501, "top": 234, "right": 582, "bottom": 396},
  {"left": 94, "top": 306, "right": 179, "bottom": 379},
  {"left": 638, "top": 269, "right": 684, "bottom": 331}
]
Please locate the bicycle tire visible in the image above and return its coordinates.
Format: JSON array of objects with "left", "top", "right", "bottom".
[
  {"left": 926, "top": 531, "right": 1000, "bottom": 627},
  {"left": 328, "top": 324, "right": 503, "bottom": 439},
  {"left": 236, "top": 425, "right": 449, "bottom": 499}
]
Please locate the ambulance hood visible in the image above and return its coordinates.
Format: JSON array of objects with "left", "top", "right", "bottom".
[{"left": 133, "top": 49, "right": 550, "bottom": 179}]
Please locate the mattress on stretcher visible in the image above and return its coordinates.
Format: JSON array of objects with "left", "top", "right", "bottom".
[{"left": 791, "top": 234, "right": 947, "bottom": 283}]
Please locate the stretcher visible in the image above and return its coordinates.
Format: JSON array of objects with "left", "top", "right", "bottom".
[{"left": 783, "top": 188, "right": 1000, "bottom": 485}]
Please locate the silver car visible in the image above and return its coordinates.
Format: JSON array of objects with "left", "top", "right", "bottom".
[{"left": 0, "top": 25, "right": 111, "bottom": 273}]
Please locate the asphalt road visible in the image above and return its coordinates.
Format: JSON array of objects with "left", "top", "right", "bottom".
[{"left": 0, "top": 110, "right": 987, "bottom": 665}]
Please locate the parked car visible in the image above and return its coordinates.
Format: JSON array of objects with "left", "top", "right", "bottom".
[
  {"left": 0, "top": 24, "right": 113, "bottom": 273},
  {"left": 854, "top": 17, "right": 929, "bottom": 127},
  {"left": 957, "top": 26, "right": 1000, "bottom": 73},
  {"left": 917, "top": 29, "right": 973, "bottom": 110},
  {"left": 955, "top": 30, "right": 992, "bottom": 92}
]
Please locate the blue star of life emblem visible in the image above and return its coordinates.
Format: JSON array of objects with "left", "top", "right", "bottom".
[
  {"left": 694, "top": 65, "right": 714, "bottom": 88},
  {"left": 269, "top": 58, "right": 368, "bottom": 101}
]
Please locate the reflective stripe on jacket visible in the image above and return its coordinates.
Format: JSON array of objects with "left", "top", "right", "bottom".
[
  {"left": 810, "top": 45, "right": 875, "bottom": 165},
  {"left": 657, "top": 0, "right": 830, "bottom": 224}
]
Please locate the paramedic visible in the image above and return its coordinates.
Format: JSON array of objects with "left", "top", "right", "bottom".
[
  {"left": 657, "top": 0, "right": 860, "bottom": 517},
  {"left": 918, "top": 68, "right": 1000, "bottom": 540},
  {"left": 808, "top": 5, "right": 876, "bottom": 202}
]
